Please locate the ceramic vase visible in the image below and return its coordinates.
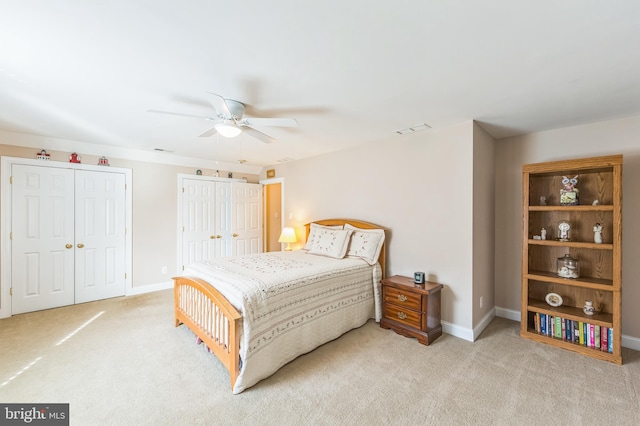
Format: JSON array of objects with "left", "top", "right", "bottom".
[{"left": 583, "top": 300, "right": 595, "bottom": 316}]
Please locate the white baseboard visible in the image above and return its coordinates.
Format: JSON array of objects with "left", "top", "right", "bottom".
[
  {"left": 127, "top": 281, "right": 173, "bottom": 296},
  {"left": 622, "top": 334, "right": 640, "bottom": 352},
  {"left": 495, "top": 306, "right": 520, "bottom": 322},
  {"left": 442, "top": 309, "right": 496, "bottom": 342},
  {"left": 495, "top": 305, "right": 640, "bottom": 352},
  {"left": 473, "top": 308, "right": 496, "bottom": 341},
  {"left": 441, "top": 320, "right": 474, "bottom": 342}
]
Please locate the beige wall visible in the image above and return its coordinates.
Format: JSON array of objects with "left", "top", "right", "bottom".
[
  {"left": 0, "top": 141, "right": 259, "bottom": 290},
  {"left": 494, "top": 115, "right": 640, "bottom": 341},
  {"left": 264, "top": 121, "right": 489, "bottom": 338},
  {"left": 472, "top": 122, "right": 496, "bottom": 325}
]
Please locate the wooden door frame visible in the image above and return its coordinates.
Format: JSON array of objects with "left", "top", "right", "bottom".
[{"left": 0, "top": 156, "right": 132, "bottom": 319}]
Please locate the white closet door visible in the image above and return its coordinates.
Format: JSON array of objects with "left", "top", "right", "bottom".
[
  {"left": 181, "top": 179, "right": 216, "bottom": 268},
  {"left": 214, "top": 182, "right": 233, "bottom": 258},
  {"left": 74, "top": 170, "right": 126, "bottom": 303},
  {"left": 232, "top": 183, "right": 263, "bottom": 255},
  {"left": 11, "top": 164, "right": 75, "bottom": 314}
]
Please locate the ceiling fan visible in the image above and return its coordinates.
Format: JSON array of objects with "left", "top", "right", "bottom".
[{"left": 148, "top": 93, "right": 297, "bottom": 143}]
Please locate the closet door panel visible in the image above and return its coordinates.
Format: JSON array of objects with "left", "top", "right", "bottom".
[
  {"left": 181, "top": 179, "right": 216, "bottom": 267},
  {"left": 74, "top": 170, "right": 126, "bottom": 303},
  {"left": 214, "top": 182, "right": 232, "bottom": 258},
  {"left": 11, "top": 165, "right": 75, "bottom": 314},
  {"left": 231, "top": 183, "right": 262, "bottom": 256}
]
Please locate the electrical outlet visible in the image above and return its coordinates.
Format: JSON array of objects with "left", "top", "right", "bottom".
[
  {"left": 479, "top": 296, "right": 484, "bottom": 308},
  {"left": 161, "top": 266, "right": 168, "bottom": 275}
]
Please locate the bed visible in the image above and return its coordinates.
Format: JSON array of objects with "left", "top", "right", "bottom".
[{"left": 173, "top": 218, "right": 386, "bottom": 394}]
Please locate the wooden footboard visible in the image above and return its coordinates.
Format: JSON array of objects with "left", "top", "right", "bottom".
[{"left": 173, "top": 276, "right": 242, "bottom": 390}]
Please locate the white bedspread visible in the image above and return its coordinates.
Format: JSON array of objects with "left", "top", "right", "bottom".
[{"left": 183, "top": 251, "right": 382, "bottom": 393}]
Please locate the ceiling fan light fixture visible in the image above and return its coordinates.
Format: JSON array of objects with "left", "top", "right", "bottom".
[{"left": 215, "top": 120, "right": 241, "bottom": 138}]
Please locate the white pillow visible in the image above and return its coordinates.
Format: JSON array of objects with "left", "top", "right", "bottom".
[
  {"left": 344, "top": 224, "right": 385, "bottom": 266},
  {"left": 304, "top": 223, "right": 344, "bottom": 251},
  {"left": 308, "top": 228, "right": 353, "bottom": 259}
]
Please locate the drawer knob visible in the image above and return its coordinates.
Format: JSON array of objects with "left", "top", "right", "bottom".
[
  {"left": 398, "top": 294, "right": 407, "bottom": 302},
  {"left": 397, "top": 311, "right": 407, "bottom": 320}
]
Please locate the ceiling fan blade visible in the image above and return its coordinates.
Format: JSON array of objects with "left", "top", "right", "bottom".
[
  {"left": 242, "top": 126, "right": 275, "bottom": 144},
  {"left": 199, "top": 126, "right": 218, "bottom": 137},
  {"left": 147, "top": 109, "right": 215, "bottom": 120},
  {"left": 241, "top": 117, "right": 298, "bottom": 128},
  {"left": 207, "top": 93, "right": 231, "bottom": 117}
]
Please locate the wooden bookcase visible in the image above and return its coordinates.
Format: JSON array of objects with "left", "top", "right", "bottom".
[{"left": 520, "top": 155, "right": 623, "bottom": 364}]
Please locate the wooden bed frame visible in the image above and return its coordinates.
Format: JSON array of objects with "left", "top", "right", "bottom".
[{"left": 173, "top": 218, "right": 386, "bottom": 391}]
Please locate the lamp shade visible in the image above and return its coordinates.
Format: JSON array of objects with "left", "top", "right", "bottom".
[
  {"left": 215, "top": 121, "right": 242, "bottom": 138},
  {"left": 278, "top": 227, "right": 297, "bottom": 251}
]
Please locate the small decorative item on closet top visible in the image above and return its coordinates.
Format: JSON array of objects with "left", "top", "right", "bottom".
[
  {"left": 69, "top": 152, "right": 81, "bottom": 163},
  {"left": 266, "top": 169, "right": 275, "bottom": 178},
  {"left": 36, "top": 149, "right": 50, "bottom": 160},
  {"left": 98, "top": 156, "right": 109, "bottom": 166},
  {"left": 196, "top": 169, "right": 202, "bottom": 175}
]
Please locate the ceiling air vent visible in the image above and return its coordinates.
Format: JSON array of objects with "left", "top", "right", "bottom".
[{"left": 395, "top": 123, "right": 431, "bottom": 135}]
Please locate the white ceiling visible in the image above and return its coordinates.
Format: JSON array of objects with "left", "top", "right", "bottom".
[{"left": 1, "top": 1, "right": 639, "bottom": 170}]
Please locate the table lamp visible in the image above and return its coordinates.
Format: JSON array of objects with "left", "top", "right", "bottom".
[{"left": 278, "top": 227, "right": 297, "bottom": 251}]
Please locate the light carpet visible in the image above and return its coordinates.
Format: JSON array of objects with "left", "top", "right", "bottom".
[{"left": 1, "top": 290, "right": 638, "bottom": 425}]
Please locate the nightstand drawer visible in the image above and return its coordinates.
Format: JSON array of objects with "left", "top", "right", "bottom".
[
  {"left": 383, "top": 303, "right": 422, "bottom": 329},
  {"left": 383, "top": 287, "right": 421, "bottom": 310}
]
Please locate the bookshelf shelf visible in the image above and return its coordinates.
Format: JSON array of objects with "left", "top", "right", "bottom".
[
  {"left": 527, "top": 239, "right": 613, "bottom": 250},
  {"left": 521, "top": 155, "right": 622, "bottom": 364}
]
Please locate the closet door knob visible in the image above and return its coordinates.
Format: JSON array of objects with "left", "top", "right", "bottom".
[
  {"left": 210, "top": 235, "right": 215, "bottom": 239},
  {"left": 77, "top": 243, "right": 85, "bottom": 248},
  {"left": 65, "top": 244, "right": 73, "bottom": 249},
  {"left": 216, "top": 235, "right": 222, "bottom": 239},
  {"left": 232, "top": 233, "right": 239, "bottom": 237}
]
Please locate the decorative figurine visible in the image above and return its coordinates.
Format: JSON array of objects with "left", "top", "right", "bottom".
[
  {"left": 196, "top": 169, "right": 202, "bottom": 175},
  {"left": 560, "top": 175, "right": 579, "bottom": 205},
  {"left": 213, "top": 170, "right": 219, "bottom": 177},
  {"left": 541, "top": 228, "right": 547, "bottom": 240},
  {"left": 593, "top": 223, "right": 603, "bottom": 244},
  {"left": 583, "top": 300, "right": 595, "bottom": 316},
  {"left": 36, "top": 149, "right": 50, "bottom": 160},
  {"left": 228, "top": 172, "right": 233, "bottom": 178},
  {"left": 98, "top": 156, "right": 109, "bottom": 166},
  {"left": 69, "top": 152, "right": 81, "bottom": 163},
  {"left": 539, "top": 196, "right": 547, "bottom": 206},
  {"left": 592, "top": 199, "right": 600, "bottom": 206}
]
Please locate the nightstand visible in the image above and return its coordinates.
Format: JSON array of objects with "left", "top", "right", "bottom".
[{"left": 380, "top": 275, "right": 443, "bottom": 345}]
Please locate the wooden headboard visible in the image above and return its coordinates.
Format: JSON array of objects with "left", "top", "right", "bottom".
[{"left": 304, "top": 218, "right": 387, "bottom": 278}]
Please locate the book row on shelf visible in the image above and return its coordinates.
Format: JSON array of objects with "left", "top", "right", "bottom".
[{"left": 532, "top": 312, "right": 613, "bottom": 354}]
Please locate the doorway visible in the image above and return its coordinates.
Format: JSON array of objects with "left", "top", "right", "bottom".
[{"left": 261, "top": 178, "right": 284, "bottom": 252}]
